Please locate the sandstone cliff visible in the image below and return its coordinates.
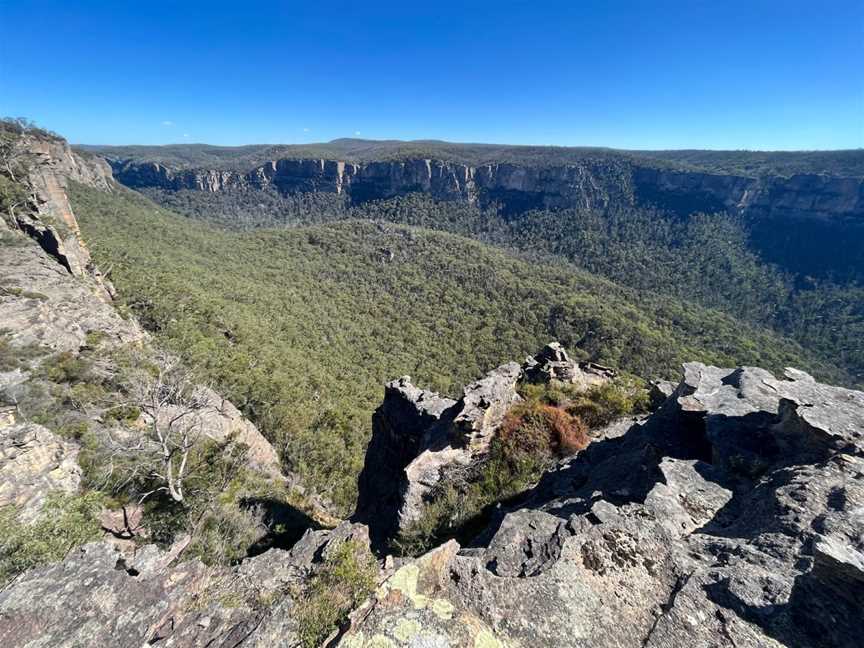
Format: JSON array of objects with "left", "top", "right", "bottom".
[
  {"left": 0, "top": 131, "right": 286, "bottom": 523},
  {"left": 107, "top": 154, "right": 864, "bottom": 221}
]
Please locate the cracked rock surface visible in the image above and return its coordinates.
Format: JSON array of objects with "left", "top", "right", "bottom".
[{"left": 340, "top": 363, "right": 864, "bottom": 648}]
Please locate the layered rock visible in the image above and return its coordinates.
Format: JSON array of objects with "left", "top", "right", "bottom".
[
  {"left": 0, "top": 132, "right": 287, "bottom": 522},
  {"left": 342, "top": 362, "right": 864, "bottom": 648},
  {"left": 11, "top": 134, "right": 114, "bottom": 279},
  {"left": 108, "top": 153, "right": 864, "bottom": 221},
  {"left": 0, "top": 422, "right": 81, "bottom": 522},
  {"left": 0, "top": 520, "right": 369, "bottom": 647},
  {"left": 355, "top": 344, "right": 612, "bottom": 547}
]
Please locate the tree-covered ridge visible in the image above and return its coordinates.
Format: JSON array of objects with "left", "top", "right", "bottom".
[
  {"left": 634, "top": 148, "right": 864, "bottom": 178},
  {"left": 349, "top": 195, "right": 864, "bottom": 384},
  {"left": 77, "top": 138, "right": 864, "bottom": 176},
  {"left": 71, "top": 182, "right": 846, "bottom": 513},
  {"left": 131, "top": 187, "right": 864, "bottom": 386}
]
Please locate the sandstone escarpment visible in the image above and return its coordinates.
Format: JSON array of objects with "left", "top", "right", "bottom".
[
  {"left": 107, "top": 153, "right": 864, "bottom": 221},
  {"left": 0, "top": 131, "right": 287, "bottom": 523},
  {"left": 11, "top": 134, "right": 114, "bottom": 279},
  {"left": 633, "top": 165, "right": 864, "bottom": 220}
]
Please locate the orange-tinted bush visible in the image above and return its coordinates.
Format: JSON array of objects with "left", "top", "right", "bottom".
[{"left": 498, "top": 402, "right": 589, "bottom": 461}]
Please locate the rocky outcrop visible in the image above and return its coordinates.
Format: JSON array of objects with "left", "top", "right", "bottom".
[
  {"left": 108, "top": 153, "right": 864, "bottom": 221},
  {"left": 342, "top": 362, "right": 864, "bottom": 648},
  {"left": 355, "top": 344, "right": 612, "bottom": 547},
  {"left": 2, "top": 342, "right": 862, "bottom": 647},
  {"left": 12, "top": 134, "right": 114, "bottom": 278},
  {"left": 0, "top": 132, "right": 287, "bottom": 521},
  {"left": 0, "top": 520, "right": 369, "bottom": 647},
  {"left": 0, "top": 422, "right": 81, "bottom": 522}
]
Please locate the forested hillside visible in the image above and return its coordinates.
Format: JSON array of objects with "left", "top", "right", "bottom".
[
  {"left": 125, "top": 186, "right": 864, "bottom": 385},
  {"left": 71, "top": 182, "right": 847, "bottom": 513},
  {"left": 80, "top": 139, "right": 864, "bottom": 176}
]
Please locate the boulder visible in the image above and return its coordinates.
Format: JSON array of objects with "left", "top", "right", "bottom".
[{"left": 524, "top": 342, "right": 616, "bottom": 389}]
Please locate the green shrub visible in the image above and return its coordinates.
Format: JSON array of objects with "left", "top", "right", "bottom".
[
  {"left": 186, "top": 504, "right": 267, "bottom": 566},
  {"left": 84, "top": 331, "right": 108, "bottom": 348},
  {"left": 295, "top": 539, "right": 377, "bottom": 648},
  {"left": 0, "top": 333, "right": 45, "bottom": 372},
  {"left": 56, "top": 419, "right": 89, "bottom": 440},
  {"left": 68, "top": 381, "right": 107, "bottom": 408},
  {"left": 566, "top": 376, "right": 649, "bottom": 428},
  {"left": 40, "top": 351, "right": 92, "bottom": 385},
  {"left": 20, "top": 290, "right": 49, "bottom": 301},
  {"left": 103, "top": 403, "right": 141, "bottom": 424},
  {"left": 0, "top": 491, "right": 103, "bottom": 585}
]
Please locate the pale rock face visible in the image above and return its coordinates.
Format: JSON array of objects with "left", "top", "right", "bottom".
[
  {"left": 355, "top": 344, "right": 615, "bottom": 547},
  {"left": 0, "top": 422, "right": 81, "bottom": 521},
  {"left": 451, "top": 361, "right": 522, "bottom": 453},
  {"left": 16, "top": 135, "right": 113, "bottom": 278},
  {"left": 109, "top": 154, "right": 864, "bottom": 222}
]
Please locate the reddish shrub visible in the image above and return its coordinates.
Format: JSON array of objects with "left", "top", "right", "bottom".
[{"left": 498, "top": 403, "right": 589, "bottom": 461}]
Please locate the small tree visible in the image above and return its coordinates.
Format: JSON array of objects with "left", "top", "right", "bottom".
[
  {"left": 106, "top": 350, "right": 212, "bottom": 504},
  {"left": 0, "top": 122, "right": 33, "bottom": 224}
]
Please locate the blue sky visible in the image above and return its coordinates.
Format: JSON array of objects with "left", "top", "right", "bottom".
[{"left": 1, "top": 1, "right": 861, "bottom": 149}]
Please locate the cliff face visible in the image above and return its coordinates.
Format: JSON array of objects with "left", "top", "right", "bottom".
[
  {"left": 0, "top": 132, "right": 287, "bottom": 520},
  {"left": 12, "top": 135, "right": 114, "bottom": 279},
  {"left": 108, "top": 155, "right": 864, "bottom": 221},
  {"left": 633, "top": 166, "right": 864, "bottom": 220}
]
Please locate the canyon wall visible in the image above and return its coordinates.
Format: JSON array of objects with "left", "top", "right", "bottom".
[{"left": 108, "top": 156, "right": 864, "bottom": 220}]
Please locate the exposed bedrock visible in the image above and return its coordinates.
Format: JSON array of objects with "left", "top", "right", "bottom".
[
  {"left": 2, "top": 339, "right": 863, "bottom": 646},
  {"left": 108, "top": 154, "right": 864, "bottom": 221},
  {"left": 354, "top": 343, "right": 614, "bottom": 548},
  {"left": 345, "top": 358, "right": 864, "bottom": 647}
]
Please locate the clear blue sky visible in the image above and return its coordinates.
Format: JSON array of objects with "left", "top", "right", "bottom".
[{"left": 1, "top": 0, "right": 861, "bottom": 149}]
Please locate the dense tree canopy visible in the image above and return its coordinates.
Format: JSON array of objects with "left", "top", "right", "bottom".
[{"left": 72, "top": 183, "right": 847, "bottom": 512}]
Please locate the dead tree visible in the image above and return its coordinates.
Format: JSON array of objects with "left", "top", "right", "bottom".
[{"left": 107, "top": 351, "right": 212, "bottom": 504}]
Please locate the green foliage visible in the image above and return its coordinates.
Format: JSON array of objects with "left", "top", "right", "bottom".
[
  {"left": 39, "top": 351, "right": 93, "bottom": 385},
  {"left": 349, "top": 194, "right": 864, "bottom": 384},
  {"left": 565, "top": 378, "right": 650, "bottom": 428},
  {"left": 102, "top": 403, "right": 141, "bottom": 424},
  {"left": 0, "top": 285, "right": 48, "bottom": 300},
  {"left": 295, "top": 539, "right": 378, "bottom": 648},
  {"left": 0, "top": 491, "right": 103, "bottom": 585},
  {"left": 71, "top": 182, "right": 844, "bottom": 515},
  {"left": 635, "top": 148, "right": 864, "bottom": 177}
]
